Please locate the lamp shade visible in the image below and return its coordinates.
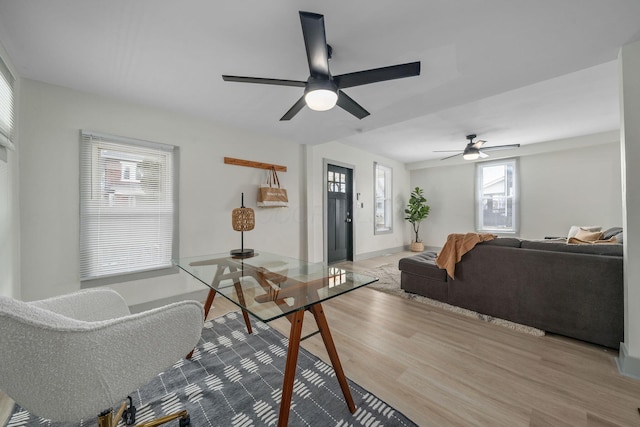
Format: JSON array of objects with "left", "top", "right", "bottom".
[{"left": 232, "top": 207, "right": 255, "bottom": 232}]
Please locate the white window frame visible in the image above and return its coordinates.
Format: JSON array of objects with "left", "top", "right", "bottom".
[
  {"left": 120, "top": 161, "right": 140, "bottom": 183},
  {"left": 0, "top": 54, "right": 15, "bottom": 152},
  {"left": 475, "top": 158, "right": 519, "bottom": 234},
  {"left": 374, "top": 162, "right": 393, "bottom": 235},
  {"left": 79, "top": 131, "right": 179, "bottom": 287}
]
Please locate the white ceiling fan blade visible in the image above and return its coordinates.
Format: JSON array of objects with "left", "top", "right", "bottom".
[
  {"left": 479, "top": 151, "right": 489, "bottom": 158},
  {"left": 440, "top": 152, "right": 463, "bottom": 160},
  {"left": 472, "top": 139, "right": 486, "bottom": 149}
]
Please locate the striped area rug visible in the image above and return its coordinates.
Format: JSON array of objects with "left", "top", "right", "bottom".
[{"left": 5, "top": 311, "right": 417, "bottom": 427}]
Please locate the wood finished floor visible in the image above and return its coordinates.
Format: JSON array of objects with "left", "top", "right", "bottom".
[{"left": 2, "top": 252, "right": 639, "bottom": 426}]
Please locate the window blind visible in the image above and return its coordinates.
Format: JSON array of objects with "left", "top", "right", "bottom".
[
  {"left": 79, "top": 131, "right": 178, "bottom": 282},
  {"left": 0, "top": 55, "right": 15, "bottom": 150}
]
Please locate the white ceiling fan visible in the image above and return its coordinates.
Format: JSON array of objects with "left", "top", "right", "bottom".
[{"left": 435, "top": 134, "right": 520, "bottom": 160}]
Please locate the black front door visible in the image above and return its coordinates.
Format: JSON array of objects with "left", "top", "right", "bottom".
[{"left": 327, "top": 164, "right": 353, "bottom": 263}]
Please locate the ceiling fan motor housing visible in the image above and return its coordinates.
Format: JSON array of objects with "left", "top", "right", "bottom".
[{"left": 305, "top": 77, "right": 337, "bottom": 94}]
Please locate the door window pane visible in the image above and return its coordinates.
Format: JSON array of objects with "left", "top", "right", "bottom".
[{"left": 328, "top": 170, "right": 346, "bottom": 193}]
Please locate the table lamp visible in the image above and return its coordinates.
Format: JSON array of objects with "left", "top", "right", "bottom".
[{"left": 231, "top": 192, "right": 255, "bottom": 257}]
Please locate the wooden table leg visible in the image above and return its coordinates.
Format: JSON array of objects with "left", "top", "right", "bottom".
[
  {"left": 234, "top": 281, "right": 253, "bottom": 334},
  {"left": 203, "top": 288, "right": 217, "bottom": 319},
  {"left": 309, "top": 303, "right": 356, "bottom": 413},
  {"left": 278, "top": 309, "right": 305, "bottom": 427}
]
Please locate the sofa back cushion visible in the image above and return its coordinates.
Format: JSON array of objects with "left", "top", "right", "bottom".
[
  {"left": 520, "top": 240, "right": 623, "bottom": 256},
  {"left": 479, "top": 237, "right": 522, "bottom": 248}
]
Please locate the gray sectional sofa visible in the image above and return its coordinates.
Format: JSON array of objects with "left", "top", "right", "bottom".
[{"left": 399, "top": 236, "right": 623, "bottom": 348}]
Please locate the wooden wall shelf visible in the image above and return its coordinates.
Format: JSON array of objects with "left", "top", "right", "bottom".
[{"left": 224, "top": 157, "right": 287, "bottom": 172}]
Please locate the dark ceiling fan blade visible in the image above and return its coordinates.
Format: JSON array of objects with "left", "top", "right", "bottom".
[
  {"left": 222, "top": 75, "right": 306, "bottom": 87},
  {"left": 336, "top": 91, "right": 370, "bottom": 119},
  {"left": 299, "top": 11, "right": 330, "bottom": 78},
  {"left": 280, "top": 96, "right": 307, "bottom": 121},
  {"left": 480, "top": 144, "right": 521, "bottom": 152},
  {"left": 440, "top": 153, "right": 463, "bottom": 160},
  {"left": 333, "top": 62, "right": 421, "bottom": 89}
]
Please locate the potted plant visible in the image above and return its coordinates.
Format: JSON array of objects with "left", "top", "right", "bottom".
[{"left": 404, "top": 187, "right": 430, "bottom": 252}]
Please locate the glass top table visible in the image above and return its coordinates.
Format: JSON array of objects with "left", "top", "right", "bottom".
[
  {"left": 174, "top": 251, "right": 378, "bottom": 322},
  {"left": 174, "top": 250, "right": 378, "bottom": 427}
]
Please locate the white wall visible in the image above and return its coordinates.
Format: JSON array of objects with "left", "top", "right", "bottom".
[
  {"left": 0, "top": 42, "right": 19, "bottom": 298},
  {"left": 411, "top": 136, "right": 622, "bottom": 248},
  {"left": 619, "top": 39, "right": 640, "bottom": 376},
  {"left": 408, "top": 162, "right": 475, "bottom": 247},
  {"left": 18, "top": 79, "right": 303, "bottom": 305},
  {"left": 305, "top": 141, "right": 410, "bottom": 263},
  {"left": 520, "top": 141, "right": 621, "bottom": 238}
]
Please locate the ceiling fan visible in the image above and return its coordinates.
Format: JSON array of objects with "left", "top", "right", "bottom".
[
  {"left": 222, "top": 11, "right": 421, "bottom": 121},
  {"left": 435, "top": 134, "right": 521, "bottom": 160}
]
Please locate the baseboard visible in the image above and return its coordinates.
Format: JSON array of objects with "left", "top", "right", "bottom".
[
  {"left": 354, "top": 246, "right": 408, "bottom": 261},
  {"left": 129, "top": 289, "right": 209, "bottom": 313},
  {"left": 616, "top": 342, "right": 640, "bottom": 379}
]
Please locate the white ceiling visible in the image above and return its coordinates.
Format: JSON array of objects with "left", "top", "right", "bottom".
[{"left": 1, "top": 0, "right": 639, "bottom": 164}]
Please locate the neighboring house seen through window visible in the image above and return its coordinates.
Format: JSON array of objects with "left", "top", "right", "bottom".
[
  {"left": 79, "top": 131, "right": 179, "bottom": 285},
  {"left": 475, "top": 158, "right": 518, "bottom": 234}
]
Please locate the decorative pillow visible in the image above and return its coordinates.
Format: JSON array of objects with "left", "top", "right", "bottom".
[
  {"left": 574, "top": 228, "right": 604, "bottom": 242},
  {"left": 613, "top": 231, "right": 623, "bottom": 244},
  {"left": 567, "top": 225, "right": 601, "bottom": 238},
  {"left": 602, "top": 227, "right": 623, "bottom": 240}
]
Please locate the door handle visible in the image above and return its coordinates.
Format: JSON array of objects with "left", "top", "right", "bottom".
[{"left": 346, "top": 211, "right": 352, "bottom": 223}]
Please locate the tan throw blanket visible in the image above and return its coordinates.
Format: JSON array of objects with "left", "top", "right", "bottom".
[
  {"left": 436, "top": 233, "right": 495, "bottom": 279},
  {"left": 567, "top": 236, "right": 618, "bottom": 245}
]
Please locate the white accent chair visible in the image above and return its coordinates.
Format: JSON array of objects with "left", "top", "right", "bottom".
[{"left": 0, "top": 288, "right": 204, "bottom": 424}]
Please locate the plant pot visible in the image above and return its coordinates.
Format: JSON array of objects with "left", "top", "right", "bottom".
[{"left": 410, "top": 241, "right": 424, "bottom": 252}]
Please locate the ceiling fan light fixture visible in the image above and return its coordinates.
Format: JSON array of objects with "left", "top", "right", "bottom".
[
  {"left": 463, "top": 147, "right": 480, "bottom": 160},
  {"left": 304, "top": 79, "right": 338, "bottom": 111},
  {"left": 305, "top": 88, "right": 338, "bottom": 111}
]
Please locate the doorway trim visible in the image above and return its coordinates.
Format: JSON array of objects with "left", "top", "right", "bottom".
[{"left": 323, "top": 158, "right": 356, "bottom": 265}]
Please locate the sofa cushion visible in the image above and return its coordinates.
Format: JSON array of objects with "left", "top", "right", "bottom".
[
  {"left": 398, "top": 251, "right": 447, "bottom": 282},
  {"left": 520, "top": 240, "right": 623, "bottom": 256},
  {"left": 479, "top": 237, "right": 522, "bottom": 248}
]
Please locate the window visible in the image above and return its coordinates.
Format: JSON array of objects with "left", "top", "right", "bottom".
[
  {"left": 327, "top": 169, "right": 346, "bottom": 193},
  {"left": 80, "top": 131, "right": 178, "bottom": 285},
  {"left": 374, "top": 162, "right": 393, "bottom": 234},
  {"left": 120, "top": 161, "right": 141, "bottom": 182},
  {"left": 476, "top": 158, "right": 518, "bottom": 233},
  {"left": 0, "top": 55, "right": 15, "bottom": 151}
]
